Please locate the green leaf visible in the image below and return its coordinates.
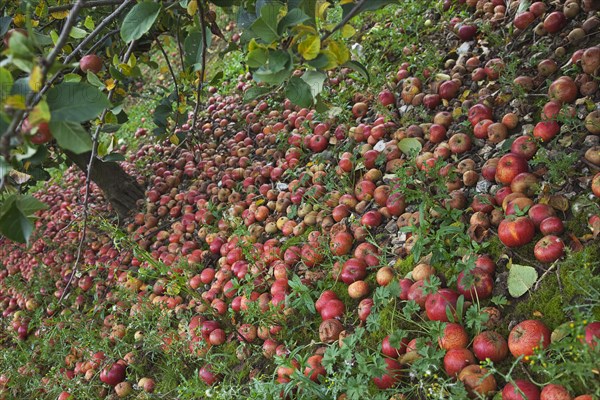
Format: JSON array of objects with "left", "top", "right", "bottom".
[
  {"left": 183, "top": 28, "right": 212, "bottom": 71},
  {"left": 8, "top": 31, "right": 33, "bottom": 60},
  {"left": 342, "top": 60, "right": 370, "bottom": 82},
  {"left": 120, "top": 1, "right": 161, "bottom": 43},
  {"left": 507, "top": 263, "right": 538, "bottom": 298},
  {"left": 0, "top": 16, "right": 11, "bottom": 36},
  {"left": 254, "top": 50, "right": 292, "bottom": 85},
  {"left": 285, "top": 76, "right": 313, "bottom": 108},
  {"left": 300, "top": 70, "right": 325, "bottom": 99},
  {"left": 16, "top": 195, "right": 47, "bottom": 216},
  {"left": 84, "top": 15, "right": 95, "bottom": 30},
  {"left": 103, "top": 153, "right": 126, "bottom": 162},
  {"left": 246, "top": 47, "right": 269, "bottom": 68},
  {"left": 47, "top": 82, "right": 109, "bottom": 122},
  {"left": 0, "top": 68, "right": 14, "bottom": 102},
  {"left": 277, "top": 8, "right": 309, "bottom": 34},
  {"left": 398, "top": 138, "right": 422, "bottom": 155},
  {"left": 86, "top": 71, "right": 105, "bottom": 88},
  {"left": 250, "top": 3, "right": 282, "bottom": 43},
  {"left": 69, "top": 26, "right": 87, "bottom": 39},
  {"left": 0, "top": 200, "right": 33, "bottom": 244},
  {"left": 242, "top": 86, "right": 270, "bottom": 103},
  {"left": 48, "top": 120, "right": 93, "bottom": 154},
  {"left": 62, "top": 73, "right": 82, "bottom": 83},
  {"left": 389, "top": 329, "right": 408, "bottom": 348}
]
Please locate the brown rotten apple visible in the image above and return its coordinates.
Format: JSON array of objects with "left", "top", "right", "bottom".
[{"left": 458, "top": 365, "right": 497, "bottom": 399}]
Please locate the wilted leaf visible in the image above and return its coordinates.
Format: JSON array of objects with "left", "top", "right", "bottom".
[{"left": 549, "top": 195, "right": 569, "bottom": 212}]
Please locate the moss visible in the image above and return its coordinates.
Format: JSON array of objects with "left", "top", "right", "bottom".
[
  {"left": 512, "top": 244, "right": 600, "bottom": 329},
  {"left": 394, "top": 254, "right": 415, "bottom": 277},
  {"left": 483, "top": 236, "right": 505, "bottom": 261}
]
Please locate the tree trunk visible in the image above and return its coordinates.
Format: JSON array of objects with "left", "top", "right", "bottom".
[{"left": 65, "top": 151, "right": 144, "bottom": 221}]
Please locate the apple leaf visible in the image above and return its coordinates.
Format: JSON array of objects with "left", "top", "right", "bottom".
[
  {"left": 120, "top": 1, "right": 161, "bottom": 43},
  {"left": 507, "top": 263, "right": 538, "bottom": 298}
]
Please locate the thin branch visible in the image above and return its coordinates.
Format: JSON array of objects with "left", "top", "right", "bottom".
[
  {"left": 59, "top": 40, "right": 137, "bottom": 305},
  {"left": 176, "top": 15, "right": 186, "bottom": 69},
  {"left": 48, "top": 0, "right": 134, "bottom": 12},
  {"left": 41, "top": 0, "right": 85, "bottom": 88},
  {"left": 156, "top": 36, "right": 181, "bottom": 134},
  {"left": 191, "top": 0, "right": 209, "bottom": 130},
  {"left": 320, "top": 0, "right": 367, "bottom": 42},
  {"left": 85, "top": 29, "right": 120, "bottom": 57}
]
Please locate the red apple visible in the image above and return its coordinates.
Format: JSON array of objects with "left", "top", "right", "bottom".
[
  {"left": 495, "top": 153, "right": 529, "bottom": 185},
  {"left": 320, "top": 299, "right": 345, "bottom": 320},
  {"left": 472, "top": 331, "right": 508, "bottom": 363},
  {"left": 378, "top": 90, "right": 396, "bottom": 107},
  {"left": 468, "top": 104, "right": 493, "bottom": 126},
  {"left": 449, "top": 133, "right": 472, "bottom": 154},
  {"left": 456, "top": 268, "right": 494, "bottom": 301},
  {"left": 444, "top": 348, "right": 476, "bottom": 377},
  {"left": 543, "top": 11, "right": 567, "bottom": 34},
  {"left": 511, "top": 136, "right": 538, "bottom": 160},
  {"left": 502, "top": 379, "right": 541, "bottom": 400},
  {"left": 80, "top": 54, "right": 103, "bottom": 74},
  {"left": 439, "top": 80, "right": 460, "bottom": 100},
  {"left": 381, "top": 335, "right": 408, "bottom": 358},
  {"left": 372, "top": 358, "right": 402, "bottom": 389},
  {"left": 539, "top": 217, "right": 564, "bottom": 235},
  {"left": 528, "top": 204, "right": 556, "bottom": 228},
  {"left": 508, "top": 320, "right": 551, "bottom": 359},
  {"left": 438, "top": 323, "right": 469, "bottom": 350},
  {"left": 514, "top": 12, "right": 536, "bottom": 30},
  {"left": 100, "top": 362, "right": 126, "bottom": 386},
  {"left": 425, "top": 289, "right": 460, "bottom": 322},
  {"left": 584, "top": 321, "right": 600, "bottom": 348},
  {"left": 340, "top": 258, "right": 368, "bottom": 284},
  {"left": 540, "top": 384, "right": 572, "bottom": 400},
  {"left": 534, "top": 235, "right": 565, "bottom": 263},
  {"left": 457, "top": 24, "right": 477, "bottom": 41},
  {"left": 498, "top": 216, "right": 536, "bottom": 248},
  {"left": 548, "top": 76, "right": 578, "bottom": 104},
  {"left": 533, "top": 120, "right": 560, "bottom": 142}
]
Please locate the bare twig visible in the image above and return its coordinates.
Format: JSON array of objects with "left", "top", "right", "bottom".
[
  {"left": 48, "top": 0, "right": 135, "bottom": 12},
  {"left": 176, "top": 15, "right": 186, "bottom": 69},
  {"left": 59, "top": 40, "right": 137, "bottom": 304},
  {"left": 191, "top": 0, "right": 209, "bottom": 130},
  {"left": 320, "top": 0, "right": 367, "bottom": 42},
  {"left": 533, "top": 260, "right": 559, "bottom": 291},
  {"left": 156, "top": 37, "right": 181, "bottom": 134},
  {"left": 41, "top": 0, "right": 85, "bottom": 87}
]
